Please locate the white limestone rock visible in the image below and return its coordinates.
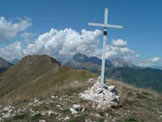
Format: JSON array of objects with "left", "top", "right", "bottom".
[
  {"left": 51, "top": 95, "right": 59, "bottom": 99},
  {"left": 87, "top": 78, "right": 95, "bottom": 83},
  {"left": 70, "top": 104, "right": 84, "bottom": 115},
  {"left": 39, "top": 120, "right": 46, "bottom": 122},
  {"left": 48, "top": 110, "right": 55, "bottom": 116},
  {"left": 70, "top": 108, "right": 78, "bottom": 115},
  {"left": 72, "top": 104, "right": 84, "bottom": 112},
  {"left": 80, "top": 78, "right": 119, "bottom": 109},
  {"left": 0, "top": 118, "right": 3, "bottom": 122},
  {"left": 64, "top": 116, "right": 70, "bottom": 121}
]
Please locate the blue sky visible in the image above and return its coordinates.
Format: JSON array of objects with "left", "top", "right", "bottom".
[{"left": 0, "top": 0, "right": 162, "bottom": 67}]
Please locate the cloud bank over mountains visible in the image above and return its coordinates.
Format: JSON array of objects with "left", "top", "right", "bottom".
[
  {"left": 24, "top": 28, "right": 102, "bottom": 61},
  {"left": 0, "top": 17, "right": 161, "bottom": 67}
]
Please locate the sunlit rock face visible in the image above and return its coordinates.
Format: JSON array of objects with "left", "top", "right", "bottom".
[{"left": 80, "top": 78, "right": 119, "bottom": 109}]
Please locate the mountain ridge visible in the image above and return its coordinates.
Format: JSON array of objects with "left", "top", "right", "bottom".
[
  {"left": 64, "top": 53, "right": 162, "bottom": 92},
  {"left": 0, "top": 55, "right": 96, "bottom": 102},
  {"left": 0, "top": 57, "right": 13, "bottom": 73},
  {"left": 70, "top": 53, "right": 137, "bottom": 68}
]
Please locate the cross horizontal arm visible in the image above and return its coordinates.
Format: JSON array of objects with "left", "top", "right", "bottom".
[
  {"left": 107, "top": 24, "right": 123, "bottom": 29},
  {"left": 88, "top": 23, "right": 106, "bottom": 27},
  {"left": 88, "top": 22, "right": 123, "bottom": 29}
]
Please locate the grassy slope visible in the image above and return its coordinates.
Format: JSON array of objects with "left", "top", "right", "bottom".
[
  {"left": 107, "top": 79, "right": 162, "bottom": 122},
  {"left": 66, "top": 79, "right": 162, "bottom": 122},
  {"left": 105, "top": 67, "right": 162, "bottom": 92},
  {"left": 65, "top": 61, "right": 162, "bottom": 93},
  {"left": 0, "top": 55, "right": 96, "bottom": 103},
  {"left": 2, "top": 78, "right": 162, "bottom": 122}
]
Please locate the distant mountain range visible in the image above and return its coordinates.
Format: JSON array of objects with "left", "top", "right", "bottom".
[
  {"left": 150, "top": 66, "right": 162, "bottom": 70},
  {"left": 0, "top": 57, "right": 13, "bottom": 73},
  {"left": 1, "top": 53, "right": 162, "bottom": 92},
  {"left": 64, "top": 53, "right": 162, "bottom": 92},
  {"left": 66, "top": 53, "right": 137, "bottom": 68}
]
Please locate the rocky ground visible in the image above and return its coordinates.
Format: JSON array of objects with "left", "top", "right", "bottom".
[{"left": 0, "top": 78, "right": 162, "bottom": 122}]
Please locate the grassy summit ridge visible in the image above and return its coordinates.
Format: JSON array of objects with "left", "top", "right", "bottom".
[{"left": 0, "top": 55, "right": 96, "bottom": 103}]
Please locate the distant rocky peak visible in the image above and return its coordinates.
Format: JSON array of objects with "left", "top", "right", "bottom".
[
  {"left": 10, "top": 58, "right": 19, "bottom": 65},
  {"left": 0, "top": 57, "right": 12, "bottom": 66},
  {"left": 72, "top": 53, "right": 137, "bottom": 68},
  {"left": 0, "top": 57, "right": 13, "bottom": 72},
  {"left": 73, "top": 53, "right": 88, "bottom": 63}
]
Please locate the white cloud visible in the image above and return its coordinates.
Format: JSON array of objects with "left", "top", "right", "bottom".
[
  {"left": 109, "top": 40, "right": 162, "bottom": 67},
  {"left": 0, "top": 17, "right": 31, "bottom": 42},
  {"left": 135, "top": 57, "right": 161, "bottom": 67},
  {"left": 104, "top": 41, "right": 136, "bottom": 60},
  {"left": 112, "top": 39, "right": 127, "bottom": 47},
  {"left": 0, "top": 42, "right": 24, "bottom": 60},
  {"left": 20, "top": 32, "right": 35, "bottom": 40},
  {"left": 150, "top": 57, "right": 161, "bottom": 62},
  {"left": 23, "top": 28, "right": 102, "bottom": 60}
]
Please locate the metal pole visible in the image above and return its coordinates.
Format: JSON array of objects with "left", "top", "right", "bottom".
[
  {"left": 100, "top": 8, "right": 108, "bottom": 84},
  {"left": 101, "top": 28, "right": 107, "bottom": 84}
]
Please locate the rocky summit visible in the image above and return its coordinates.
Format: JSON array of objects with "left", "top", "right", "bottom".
[{"left": 80, "top": 77, "right": 119, "bottom": 109}]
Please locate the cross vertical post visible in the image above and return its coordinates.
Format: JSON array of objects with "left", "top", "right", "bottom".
[
  {"left": 101, "top": 8, "right": 108, "bottom": 84},
  {"left": 88, "top": 8, "right": 123, "bottom": 85}
]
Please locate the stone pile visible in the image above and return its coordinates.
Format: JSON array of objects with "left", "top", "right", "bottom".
[{"left": 80, "top": 78, "right": 119, "bottom": 109}]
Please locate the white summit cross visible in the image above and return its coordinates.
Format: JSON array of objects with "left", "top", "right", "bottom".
[{"left": 88, "top": 8, "right": 123, "bottom": 84}]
